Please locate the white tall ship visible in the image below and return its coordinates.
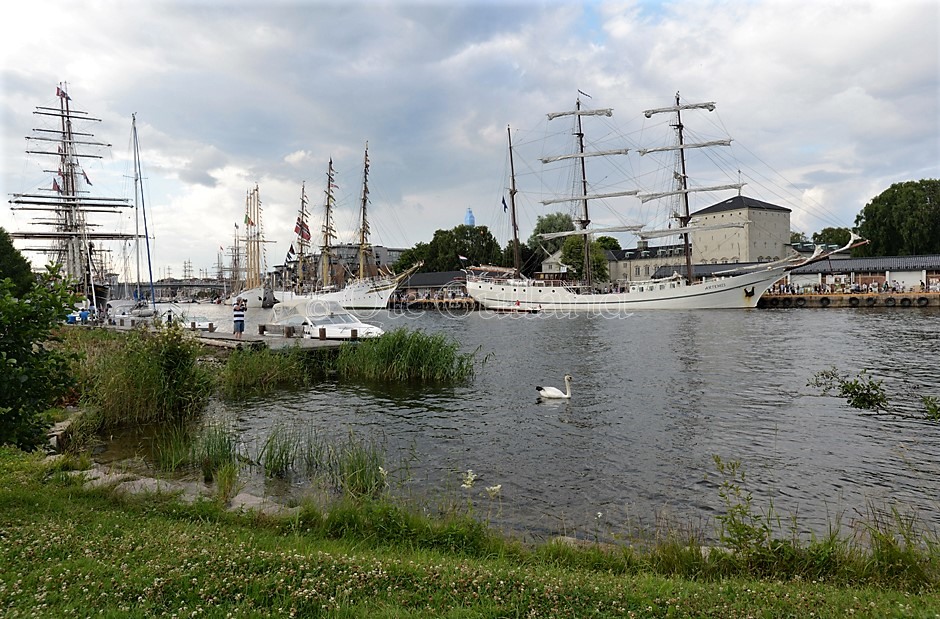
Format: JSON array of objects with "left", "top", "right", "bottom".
[
  {"left": 277, "top": 144, "right": 420, "bottom": 311},
  {"left": 466, "top": 94, "right": 865, "bottom": 312}
]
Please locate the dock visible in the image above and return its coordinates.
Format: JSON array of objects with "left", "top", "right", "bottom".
[
  {"left": 759, "top": 292, "right": 940, "bottom": 309},
  {"left": 193, "top": 330, "right": 344, "bottom": 350},
  {"left": 390, "top": 298, "right": 480, "bottom": 311}
]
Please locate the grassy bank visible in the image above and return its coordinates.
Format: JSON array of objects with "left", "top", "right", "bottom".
[{"left": 1, "top": 448, "right": 938, "bottom": 618}]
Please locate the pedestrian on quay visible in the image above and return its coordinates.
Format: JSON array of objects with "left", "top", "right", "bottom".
[{"left": 233, "top": 297, "right": 246, "bottom": 339}]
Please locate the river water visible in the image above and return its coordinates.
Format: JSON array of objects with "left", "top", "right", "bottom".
[{"left": 111, "top": 303, "right": 940, "bottom": 542}]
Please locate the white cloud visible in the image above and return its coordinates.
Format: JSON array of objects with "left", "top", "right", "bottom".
[{"left": 2, "top": 0, "right": 937, "bottom": 279}]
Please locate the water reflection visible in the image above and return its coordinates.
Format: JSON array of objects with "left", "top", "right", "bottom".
[{"left": 104, "top": 305, "right": 940, "bottom": 541}]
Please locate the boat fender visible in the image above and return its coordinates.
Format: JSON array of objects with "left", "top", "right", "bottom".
[
  {"left": 917, "top": 297, "right": 929, "bottom": 307},
  {"left": 865, "top": 297, "right": 876, "bottom": 307},
  {"left": 885, "top": 297, "right": 896, "bottom": 307},
  {"left": 900, "top": 298, "right": 912, "bottom": 307},
  {"left": 849, "top": 297, "right": 860, "bottom": 307},
  {"left": 795, "top": 297, "right": 806, "bottom": 307},
  {"left": 820, "top": 297, "right": 830, "bottom": 307},
  {"left": 770, "top": 297, "right": 780, "bottom": 307},
  {"left": 782, "top": 298, "right": 793, "bottom": 307}
]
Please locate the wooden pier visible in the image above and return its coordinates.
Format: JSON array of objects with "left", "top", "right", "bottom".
[
  {"left": 759, "top": 292, "right": 940, "bottom": 309},
  {"left": 390, "top": 298, "right": 480, "bottom": 311}
]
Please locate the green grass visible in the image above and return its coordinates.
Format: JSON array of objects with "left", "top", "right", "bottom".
[{"left": 1, "top": 447, "right": 938, "bottom": 618}]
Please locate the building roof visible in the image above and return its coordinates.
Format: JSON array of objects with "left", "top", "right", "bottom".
[
  {"left": 691, "top": 194, "right": 790, "bottom": 216},
  {"left": 401, "top": 270, "right": 466, "bottom": 288},
  {"left": 790, "top": 254, "right": 940, "bottom": 274}
]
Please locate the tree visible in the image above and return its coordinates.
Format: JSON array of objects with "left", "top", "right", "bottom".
[
  {"left": 790, "top": 231, "right": 808, "bottom": 244},
  {"left": 404, "top": 225, "right": 502, "bottom": 272},
  {"left": 500, "top": 239, "right": 538, "bottom": 276},
  {"left": 0, "top": 266, "right": 77, "bottom": 449},
  {"left": 560, "top": 236, "right": 609, "bottom": 282},
  {"left": 811, "top": 227, "right": 851, "bottom": 247},
  {"left": 0, "top": 228, "right": 34, "bottom": 297},
  {"left": 854, "top": 179, "right": 940, "bottom": 256},
  {"left": 392, "top": 242, "right": 430, "bottom": 273},
  {"left": 595, "top": 236, "right": 621, "bottom": 251},
  {"left": 527, "top": 212, "right": 574, "bottom": 257}
]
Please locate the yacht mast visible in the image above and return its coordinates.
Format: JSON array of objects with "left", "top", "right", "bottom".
[
  {"left": 131, "top": 114, "right": 157, "bottom": 310},
  {"left": 507, "top": 125, "right": 521, "bottom": 277}
]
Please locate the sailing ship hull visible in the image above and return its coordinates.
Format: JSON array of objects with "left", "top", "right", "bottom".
[
  {"left": 276, "top": 277, "right": 399, "bottom": 310},
  {"left": 231, "top": 286, "right": 278, "bottom": 309},
  {"left": 467, "top": 267, "right": 787, "bottom": 312}
]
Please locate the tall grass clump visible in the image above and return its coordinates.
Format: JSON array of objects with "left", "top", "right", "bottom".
[
  {"left": 332, "top": 431, "right": 387, "bottom": 499},
  {"left": 334, "top": 327, "right": 476, "bottom": 382},
  {"left": 79, "top": 322, "right": 214, "bottom": 428},
  {"left": 219, "top": 346, "right": 317, "bottom": 397},
  {"left": 194, "top": 423, "right": 240, "bottom": 482},
  {"left": 259, "top": 423, "right": 298, "bottom": 478}
]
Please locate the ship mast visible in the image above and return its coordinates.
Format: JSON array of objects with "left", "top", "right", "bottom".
[
  {"left": 320, "top": 159, "right": 337, "bottom": 288},
  {"left": 131, "top": 114, "right": 156, "bottom": 310},
  {"left": 638, "top": 92, "right": 745, "bottom": 285},
  {"left": 541, "top": 96, "right": 633, "bottom": 289},
  {"left": 357, "top": 142, "right": 372, "bottom": 280},
  {"left": 294, "top": 181, "right": 310, "bottom": 291},
  {"left": 9, "top": 83, "right": 136, "bottom": 307},
  {"left": 507, "top": 125, "right": 521, "bottom": 277}
]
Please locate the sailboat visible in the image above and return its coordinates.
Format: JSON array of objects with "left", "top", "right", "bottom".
[
  {"left": 277, "top": 143, "right": 421, "bottom": 311},
  {"left": 466, "top": 94, "right": 867, "bottom": 312},
  {"left": 9, "top": 83, "right": 139, "bottom": 312},
  {"left": 108, "top": 113, "right": 158, "bottom": 320},
  {"left": 229, "top": 184, "right": 277, "bottom": 308}
]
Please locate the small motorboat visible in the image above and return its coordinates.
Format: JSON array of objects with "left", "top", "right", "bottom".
[{"left": 269, "top": 299, "right": 384, "bottom": 340}]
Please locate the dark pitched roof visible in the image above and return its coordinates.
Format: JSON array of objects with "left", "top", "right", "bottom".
[
  {"left": 691, "top": 194, "right": 790, "bottom": 216},
  {"left": 401, "top": 270, "right": 466, "bottom": 287},
  {"left": 791, "top": 255, "right": 940, "bottom": 274}
]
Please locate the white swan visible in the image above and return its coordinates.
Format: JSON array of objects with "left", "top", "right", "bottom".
[{"left": 536, "top": 374, "right": 572, "bottom": 399}]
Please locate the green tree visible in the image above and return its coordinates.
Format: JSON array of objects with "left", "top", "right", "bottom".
[
  {"left": 527, "top": 212, "right": 575, "bottom": 257},
  {"left": 595, "top": 235, "right": 621, "bottom": 251},
  {"left": 0, "top": 228, "right": 34, "bottom": 297},
  {"left": 392, "top": 242, "right": 430, "bottom": 273},
  {"left": 414, "top": 225, "right": 502, "bottom": 272},
  {"left": 560, "top": 236, "right": 610, "bottom": 282},
  {"left": 854, "top": 179, "right": 940, "bottom": 256},
  {"left": 501, "top": 240, "right": 538, "bottom": 276},
  {"left": 811, "top": 227, "right": 851, "bottom": 247},
  {"left": 790, "top": 231, "right": 808, "bottom": 244},
  {"left": 0, "top": 266, "right": 77, "bottom": 449}
]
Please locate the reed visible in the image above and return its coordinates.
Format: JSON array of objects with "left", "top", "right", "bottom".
[
  {"left": 192, "top": 423, "right": 239, "bottom": 482},
  {"left": 218, "top": 346, "right": 313, "bottom": 396},
  {"left": 153, "top": 422, "right": 194, "bottom": 473},
  {"left": 259, "top": 423, "right": 297, "bottom": 478},
  {"left": 332, "top": 431, "right": 386, "bottom": 499},
  {"left": 72, "top": 323, "right": 214, "bottom": 428},
  {"left": 334, "top": 327, "right": 476, "bottom": 382}
]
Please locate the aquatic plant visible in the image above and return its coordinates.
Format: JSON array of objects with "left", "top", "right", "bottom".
[
  {"left": 218, "top": 346, "right": 314, "bottom": 397},
  {"left": 923, "top": 395, "right": 940, "bottom": 420},
  {"left": 334, "top": 327, "right": 477, "bottom": 382},
  {"left": 78, "top": 322, "right": 214, "bottom": 427},
  {"left": 259, "top": 423, "right": 297, "bottom": 478}
]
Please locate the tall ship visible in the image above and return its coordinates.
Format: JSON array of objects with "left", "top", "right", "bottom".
[
  {"left": 278, "top": 143, "right": 420, "bottom": 311},
  {"left": 8, "top": 83, "right": 139, "bottom": 310},
  {"left": 228, "top": 184, "right": 277, "bottom": 308},
  {"left": 466, "top": 93, "right": 866, "bottom": 312}
]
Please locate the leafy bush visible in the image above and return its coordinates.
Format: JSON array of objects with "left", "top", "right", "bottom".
[
  {"left": 0, "top": 267, "right": 77, "bottom": 449},
  {"left": 809, "top": 366, "right": 889, "bottom": 410}
]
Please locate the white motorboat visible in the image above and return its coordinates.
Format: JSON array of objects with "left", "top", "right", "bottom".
[{"left": 269, "top": 299, "right": 384, "bottom": 340}]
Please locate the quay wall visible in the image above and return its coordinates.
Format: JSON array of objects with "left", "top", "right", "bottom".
[{"left": 758, "top": 292, "right": 940, "bottom": 309}]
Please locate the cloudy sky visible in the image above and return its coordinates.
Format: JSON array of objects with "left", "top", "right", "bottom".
[{"left": 2, "top": 0, "right": 937, "bottom": 280}]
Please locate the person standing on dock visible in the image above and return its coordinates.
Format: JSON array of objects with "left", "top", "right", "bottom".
[{"left": 233, "top": 298, "right": 246, "bottom": 339}]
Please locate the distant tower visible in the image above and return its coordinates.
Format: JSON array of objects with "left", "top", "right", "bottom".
[{"left": 465, "top": 207, "right": 475, "bottom": 227}]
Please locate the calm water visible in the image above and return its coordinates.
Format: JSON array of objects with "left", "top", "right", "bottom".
[{"left": 115, "top": 303, "right": 940, "bottom": 541}]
